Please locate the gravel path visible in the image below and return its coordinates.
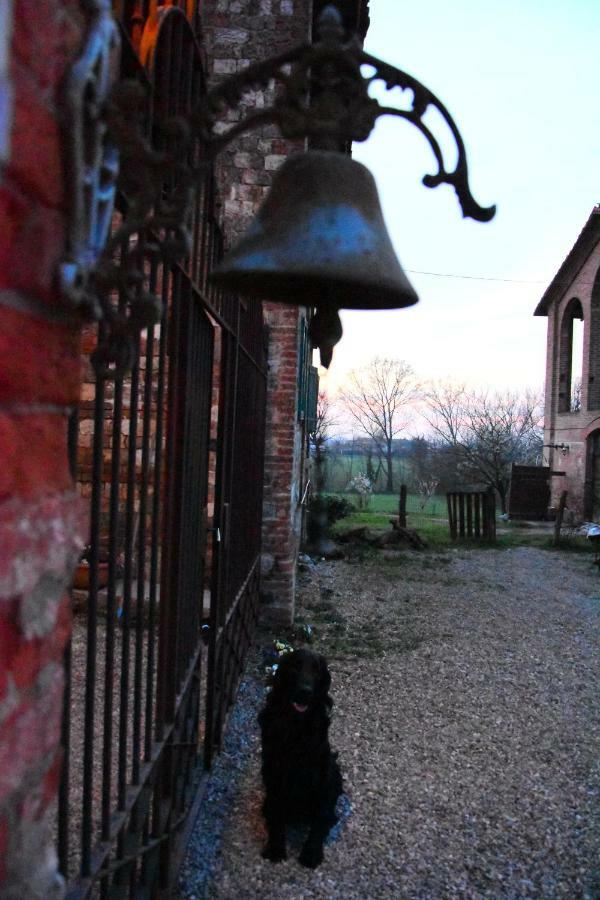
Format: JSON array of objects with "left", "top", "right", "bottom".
[{"left": 179, "top": 546, "right": 600, "bottom": 899}]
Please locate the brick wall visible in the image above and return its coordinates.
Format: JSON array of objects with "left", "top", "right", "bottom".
[
  {"left": 542, "top": 240, "right": 600, "bottom": 520},
  {"left": 586, "top": 264, "right": 600, "bottom": 409},
  {"left": 202, "top": 0, "right": 312, "bottom": 624},
  {"left": 0, "top": 2, "right": 88, "bottom": 896}
]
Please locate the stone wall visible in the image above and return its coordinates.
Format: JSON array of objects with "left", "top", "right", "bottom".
[
  {"left": 0, "top": 1, "right": 88, "bottom": 895},
  {"left": 202, "top": 0, "right": 313, "bottom": 623}
]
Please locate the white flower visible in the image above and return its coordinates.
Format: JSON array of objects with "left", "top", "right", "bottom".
[{"left": 349, "top": 473, "right": 372, "bottom": 495}]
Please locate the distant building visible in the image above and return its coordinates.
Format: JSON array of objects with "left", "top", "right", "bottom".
[{"left": 535, "top": 205, "right": 600, "bottom": 521}]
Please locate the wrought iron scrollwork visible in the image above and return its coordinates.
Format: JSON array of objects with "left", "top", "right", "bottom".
[
  {"left": 196, "top": 4, "right": 495, "bottom": 221},
  {"left": 59, "top": 0, "right": 121, "bottom": 320},
  {"left": 60, "top": 2, "right": 495, "bottom": 377},
  {"left": 359, "top": 55, "right": 496, "bottom": 222},
  {"left": 60, "top": 2, "right": 195, "bottom": 377},
  {"left": 89, "top": 81, "right": 193, "bottom": 376}
]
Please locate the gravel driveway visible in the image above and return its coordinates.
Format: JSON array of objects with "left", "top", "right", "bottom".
[{"left": 179, "top": 546, "right": 600, "bottom": 899}]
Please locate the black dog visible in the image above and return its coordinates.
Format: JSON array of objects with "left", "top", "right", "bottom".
[{"left": 258, "top": 648, "right": 343, "bottom": 868}]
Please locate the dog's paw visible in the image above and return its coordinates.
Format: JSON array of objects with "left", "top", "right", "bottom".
[
  {"left": 299, "top": 844, "right": 324, "bottom": 869},
  {"left": 262, "top": 844, "right": 287, "bottom": 863}
]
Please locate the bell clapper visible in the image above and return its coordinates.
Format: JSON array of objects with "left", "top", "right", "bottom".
[{"left": 308, "top": 305, "right": 343, "bottom": 369}]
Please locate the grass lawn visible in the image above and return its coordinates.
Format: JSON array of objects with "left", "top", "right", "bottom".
[
  {"left": 332, "top": 514, "right": 451, "bottom": 549},
  {"left": 327, "top": 492, "right": 594, "bottom": 555},
  {"left": 330, "top": 492, "right": 447, "bottom": 518}
]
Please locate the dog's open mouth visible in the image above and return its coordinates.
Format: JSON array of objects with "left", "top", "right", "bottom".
[{"left": 292, "top": 702, "right": 308, "bottom": 714}]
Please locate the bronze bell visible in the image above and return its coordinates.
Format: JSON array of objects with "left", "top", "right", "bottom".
[
  {"left": 212, "top": 150, "right": 418, "bottom": 310},
  {"left": 211, "top": 151, "right": 418, "bottom": 365}
]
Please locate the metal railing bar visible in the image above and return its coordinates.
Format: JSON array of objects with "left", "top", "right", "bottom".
[
  {"left": 198, "top": 170, "right": 211, "bottom": 296},
  {"left": 171, "top": 280, "right": 187, "bottom": 694},
  {"left": 191, "top": 173, "right": 202, "bottom": 287},
  {"left": 101, "top": 362, "right": 125, "bottom": 843},
  {"left": 132, "top": 317, "right": 155, "bottom": 786},
  {"left": 156, "top": 269, "right": 183, "bottom": 734},
  {"left": 145, "top": 267, "right": 170, "bottom": 762},
  {"left": 81, "top": 344, "right": 107, "bottom": 877},
  {"left": 175, "top": 334, "right": 189, "bottom": 688},
  {"left": 180, "top": 313, "right": 195, "bottom": 682},
  {"left": 117, "top": 331, "right": 141, "bottom": 811},
  {"left": 190, "top": 314, "right": 204, "bottom": 663}
]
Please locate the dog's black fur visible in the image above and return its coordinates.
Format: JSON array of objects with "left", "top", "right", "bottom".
[{"left": 258, "top": 648, "right": 343, "bottom": 869}]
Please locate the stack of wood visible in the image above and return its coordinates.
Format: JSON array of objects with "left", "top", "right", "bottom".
[
  {"left": 385, "top": 517, "right": 427, "bottom": 549},
  {"left": 336, "top": 520, "right": 426, "bottom": 549}
]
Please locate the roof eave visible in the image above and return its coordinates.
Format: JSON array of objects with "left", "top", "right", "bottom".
[{"left": 534, "top": 205, "right": 600, "bottom": 317}]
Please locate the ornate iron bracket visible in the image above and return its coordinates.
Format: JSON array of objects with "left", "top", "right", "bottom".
[
  {"left": 196, "top": 5, "right": 495, "bottom": 222},
  {"left": 61, "top": 2, "right": 495, "bottom": 377}
]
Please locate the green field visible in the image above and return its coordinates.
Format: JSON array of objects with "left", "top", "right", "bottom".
[
  {"left": 328, "top": 492, "right": 594, "bottom": 553},
  {"left": 330, "top": 491, "right": 447, "bottom": 518}
]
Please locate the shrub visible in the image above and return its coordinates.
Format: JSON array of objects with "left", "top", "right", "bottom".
[{"left": 309, "top": 493, "right": 355, "bottom": 524}]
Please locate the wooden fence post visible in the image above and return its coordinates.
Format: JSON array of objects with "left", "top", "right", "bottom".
[
  {"left": 399, "top": 484, "right": 407, "bottom": 528},
  {"left": 484, "top": 488, "right": 496, "bottom": 542},
  {"left": 466, "top": 493, "right": 473, "bottom": 538},
  {"left": 474, "top": 492, "right": 481, "bottom": 538},
  {"left": 480, "top": 492, "right": 486, "bottom": 540},
  {"left": 447, "top": 492, "right": 455, "bottom": 540},
  {"left": 458, "top": 493, "right": 465, "bottom": 538}
]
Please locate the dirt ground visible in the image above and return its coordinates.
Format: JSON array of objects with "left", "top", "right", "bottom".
[{"left": 179, "top": 544, "right": 600, "bottom": 899}]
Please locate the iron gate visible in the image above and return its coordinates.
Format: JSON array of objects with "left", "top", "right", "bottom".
[{"left": 58, "top": 5, "right": 268, "bottom": 896}]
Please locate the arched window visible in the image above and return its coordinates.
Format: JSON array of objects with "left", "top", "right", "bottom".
[
  {"left": 588, "top": 266, "right": 600, "bottom": 409},
  {"left": 558, "top": 297, "right": 583, "bottom": 413}
]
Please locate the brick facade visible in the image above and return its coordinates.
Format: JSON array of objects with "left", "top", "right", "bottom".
[
  {"left": 202, "top": 0, "right": 313, "bottom": 624},
  {"left": 0, "top": 1, "right": 88, "bottom": 896},
  {"left": 535, "top": 206, "right": 600, "bottom": 521}
]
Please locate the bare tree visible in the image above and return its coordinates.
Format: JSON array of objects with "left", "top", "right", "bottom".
[
  {"left": 309, "top": 390, "right": 337, "bottom": 492},
  {"left": 424, "top": 382, "right": 544, "bottom": 512},
  {"left": 409, "top": 434, "right": 440, "bottom": 488},
  {"left": 416, "top": 477, "right": 439, "bottom": 511},
  {"left": 571, "top": 377, "right": 582, "bottom": 412},
  {"left": 339, "top": 358, "right": 419, "bottom": 493}
]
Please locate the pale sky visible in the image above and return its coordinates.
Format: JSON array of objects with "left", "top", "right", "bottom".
[{"left": 320, "top": 0, "right": 600, "bottom": 400}]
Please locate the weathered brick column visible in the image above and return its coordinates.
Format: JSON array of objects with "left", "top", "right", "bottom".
[
  {"left": 202, "top": 0, "right": 312, "bottom": 624},
  {"left": 0, "top": 2, "right": 87, "bottom": 895}
]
